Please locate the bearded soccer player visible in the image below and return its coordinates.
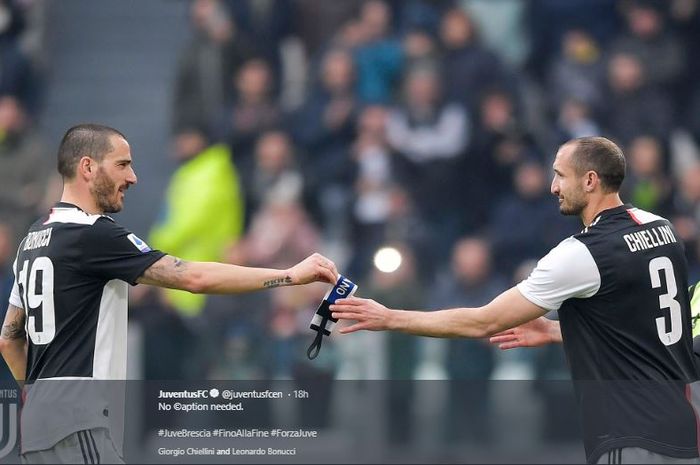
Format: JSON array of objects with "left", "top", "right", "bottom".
[
  {"left": 332, "top": 136, "right": 700, "bottom": 464},
  {"left": 0, "top": 124, "right": 339, "bottom": 464}
]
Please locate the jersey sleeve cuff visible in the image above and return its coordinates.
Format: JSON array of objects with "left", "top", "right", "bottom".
[
  {"left": 9, "top": 294, "right": 23, "bottom": 309},
  {"left": 515, "top": 283, "right": 561, "bottom": 312},
  {"left": 128, "top": 250, "right": 167, "bottom": 286}
]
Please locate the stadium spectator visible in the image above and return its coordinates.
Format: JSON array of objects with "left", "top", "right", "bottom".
[
  {"left": 431, "top": 237, "right": 507, "bottom": 444},
  {"left": 465, "top": 89, "right": 539, "bottom": 225},
  {"left": 601, "top": 51, "right": 673, "bottom": 145},
  {"left": 149, "top": 125, "right": 244, "bottom": 317},
  {"left": 401, "top": 26, "right": 439, "bottom": 72},
  {"left": 230, "top": 197, "right": 321, "bottom": 272},
  {"left": 221, "top": 58, "right": 282, "bottom": 175},
  {"left": 353, "top": 0, "right": 403, "bottom": 104},
  {"left": 0, "top": 95, "right": 48, "bottom": 239},
  {"left": 439, "top": 7, "right": 510, "bottom": 113},
  {"left": 348, "top": 104, "right": 393, "bottom": 272},
  {"left": 292, "top": 0, "right": 359, "bottom": 58},
  {"left": 546, "top": 29, "right": 606, "bottom": 113},
  {"left": 361, "top": 242, "right": 425, "bottom": 445},
  {"left": 461, "top": 0, "right": 530, "bottom": 68},
  {"left": 621, "top": 135, "right": 673, "bottom": 215},
  {"left": 293, "top": 48, "right": 358, "bottom": 229},
  {"left": 294, "top": 48, "right": 358, "bottom": 157},
  {"left": 247, "top": 130, "right": 303, "bottom": 218},
  {"left": 526, "top": 0, "right": 620, "bottom": 78},
  {"left": 387, "top": 65, "right": 469, "bottom": 257},
  {"left": 224, "top": 0, "right": 294, "bottom": 81},
  {"left": 489, "top": 161, "right": 578, "bottom": 276},
  {"left": 0, "top": 1, "right": 38, "bottom": 109},
  {"left": 672, "top": 164, "right": 700, "bottom": 227},
  {"left": 172, "top": 0, "right": 257, "bottom": 131},
  {"left": 611, "top": 0, "right": 685, "bottom": 92},
  {"left": 549, "top": 97, "right": 601, "bottom": 149}
]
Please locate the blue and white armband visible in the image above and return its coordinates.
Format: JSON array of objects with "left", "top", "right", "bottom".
[{"left": 307, "top": 275, "right": 358, "bottom": 360}]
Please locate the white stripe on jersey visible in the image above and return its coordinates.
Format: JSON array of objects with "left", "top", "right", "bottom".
[
  {"left": 627, "top": 208, "right": 665, "bottom": 225},
  {"left": 93, "top": 280, "right": 128, "bottom": 380},
  {"left": 44, "top": 207, "right": 103, "bottom": 225}
]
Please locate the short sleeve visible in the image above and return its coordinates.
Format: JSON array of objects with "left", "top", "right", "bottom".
[
  {"left": 516, "top": 237, "right": 601, "bottom": 311},
  {"left": 690, "top": 283, "right": 700, "bottom": 338},
  {"left": 9, "top": 257, "right": 23, "bottom": 308},
  {"left": 80, "top": 218, "right": 166, "bottom": 285}
]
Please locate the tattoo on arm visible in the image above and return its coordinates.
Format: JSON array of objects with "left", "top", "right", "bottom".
[
  {"left": 1, "top": 307, "right": 26, "bottom": 340},
  {"left": 263, "top": 275, "right": 293, "bottom": 289},
  {"left": 137, "top": 255, "right": 189, "bottom": 288}
]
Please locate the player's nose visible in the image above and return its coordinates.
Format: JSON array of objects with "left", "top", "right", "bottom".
[{"left": 127, "top": 168, "right": 137, "bottom": 185}]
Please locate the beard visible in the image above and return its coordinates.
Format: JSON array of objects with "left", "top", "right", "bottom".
[
  {"left": 559, "top": 194, "right": 586, "bottom": 216},
  {"left": 90, "top": 168, "right": 122, "bottom": 213}
]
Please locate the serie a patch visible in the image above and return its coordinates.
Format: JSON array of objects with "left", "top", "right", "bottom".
[{"left": 127, "top": 233, "right": 152, "bottom": 253}]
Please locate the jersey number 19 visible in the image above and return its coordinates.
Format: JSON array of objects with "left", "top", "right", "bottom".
[{"left": 18, "top": 257, "right": 56, "bottom": 345}]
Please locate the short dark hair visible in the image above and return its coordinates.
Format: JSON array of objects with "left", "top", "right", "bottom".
[
  {"left": 565, "top": 136, "right": 626, "bottom": 193},
  {"left": 57, "top": 124, "right": 127, "bottom": 179}
]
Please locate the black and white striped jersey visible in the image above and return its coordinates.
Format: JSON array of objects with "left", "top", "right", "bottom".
[
  {"left": 9, "top": 202, "right": 165, "bottom": 382},
  {"left": 518, "top": 204, "right": 700, "bottom": 464}
]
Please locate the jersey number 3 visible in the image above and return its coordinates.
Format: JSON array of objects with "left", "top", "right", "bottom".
[
  {"left": 649, "top": 256, "right": 682, "bottom": 346},
  {"left": 18, "top": 257, "right": 56, "bottom": 345}
]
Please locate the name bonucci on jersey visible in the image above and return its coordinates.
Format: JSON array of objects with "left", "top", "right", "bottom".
[
  {"left": 623, "top": 224, "right": 677, "bottom": 253},
  {"left": 23, "top": 228, "right": 52, "bottom": 251}
]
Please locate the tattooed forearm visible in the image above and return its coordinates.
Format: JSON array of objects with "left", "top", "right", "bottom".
[
  {"left": 263, "top": 275, "right": 293, "bottom": 289},
  {"left": 137, "top": 255, "right": 190, "bottom": 289},
  {"left": 1, "top": 308, "right": 26, "bottom": 340}
]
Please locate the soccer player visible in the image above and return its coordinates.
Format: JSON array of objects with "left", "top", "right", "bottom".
[
  {"left": 0, "top": 124, "right": 339, "bottom": 464},
  {"left": 331, "top": 137, "right": 700, "bottom": 464}
]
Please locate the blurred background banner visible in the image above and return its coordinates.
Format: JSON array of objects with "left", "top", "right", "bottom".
[{"left": 1, "top": 0, "right": 700, "bottom": 460}]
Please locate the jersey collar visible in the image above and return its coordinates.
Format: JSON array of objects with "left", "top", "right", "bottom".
[
  {"left": 54, "top": 201, "right": 82, "bottom": 210},
  {"left": 591, "top": 203, "right": 633, "bottom": 224}
]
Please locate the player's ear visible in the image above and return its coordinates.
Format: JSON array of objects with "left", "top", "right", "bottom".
[
  {"left": 585, "top": 171, "right": 597, "bottom": 193},
  {"left": 77, "top": 156, "right": 94, "bottom": 180}
]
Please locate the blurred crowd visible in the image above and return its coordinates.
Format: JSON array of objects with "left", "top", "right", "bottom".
[
  {"left": 3, "top": 0, "right": 700, "bottom": 426},
  {"left": 137, "top": 0, "right": 700, "bottom": 386},
  {"left": 0, "top": 0, "right": 48, "bottom": 377}
]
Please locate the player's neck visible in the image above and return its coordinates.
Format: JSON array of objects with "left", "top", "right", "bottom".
[
  {"left": 60, "top": 184, "right": 104, "bottom": 215},
  {"left": 580, "top": 193, "right": 624, "bottom": 226}
]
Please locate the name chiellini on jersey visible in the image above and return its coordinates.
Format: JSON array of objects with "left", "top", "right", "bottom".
[{"left": 517, "top": 205, "right": 700, "bottom": 464}]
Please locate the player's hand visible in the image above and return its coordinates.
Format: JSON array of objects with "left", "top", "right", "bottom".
[
  {"left": 331, "top": 297, "right": 392, "bottom": 333},
  {"left": 489, "top": 317, "right": 558, "bottom": 350},
  {"left": 286, "top": 253, "right": 338, "bottom": 285}
]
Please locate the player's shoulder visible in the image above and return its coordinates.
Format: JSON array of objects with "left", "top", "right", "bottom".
[
  {"left": 624, "top": 207, "right": 670, "bottom": 227},
  {"left": 39, "top": 203, "right": 135, "bottom": 245},
  {"left": 542, "top": 235, "right": 594, "bottom": 266}
]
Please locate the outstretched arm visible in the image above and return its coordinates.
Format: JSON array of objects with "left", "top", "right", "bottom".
[
  {"left": 331, "top": 287, "right": 548, "bottom": 339},
  {"left": 0, "top": 305, "right": 27, "bottom": 384},
  {"left": 137, "top": 253, "right": 338, "bottom": 293},
  {"left": 489, "top": 317, "right": 562, "bottom": 350}
]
